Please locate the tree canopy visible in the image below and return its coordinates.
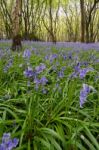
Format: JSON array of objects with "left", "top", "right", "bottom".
[{"left": 0, "top": 0, "right": 99, "bottom": 42}]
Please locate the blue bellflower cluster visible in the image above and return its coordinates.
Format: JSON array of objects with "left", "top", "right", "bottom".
[
  {"left": 71, "top": 62, "right": 94, "bottom": 79},
  {"left": 35, "top": 63, "right": 46, "bottom": 74},
  {"left": 58, "top": 71, "right": 64, "bottom": 78},
  {"left": 79, "top": 68, "right": 94, "bottom": 79},
  {"left": 24, "top": 63, "right": 46, "bottom": 78},
  {"left": 80, "top": 84, "right": 96, "bottom": 108},
  {"left": 23, "top": 63, "right": 48, "bottom": 91},
  {"left": 23, "top": 49, "right": 31, "bottom": 59},
  {"left": 34, "top": 76, "right": 48, "bottom": 86},
  {"left": 45, "top": 54, "right": 57, "bottom": 63},
  {"left": 80, "top": 84, "right": 91, "bottom": 108},
  {"left": 34, "top": 76, "right": 48, "bottom": 91},
  {"left": 24, "top": 67, "right": 35, "bottom": 78},
  {"left": 3, "top": 59, "right": 13, "bottom": 73},
  {"left": 0, "top": 133, "right": 19, "bottom": 150}
]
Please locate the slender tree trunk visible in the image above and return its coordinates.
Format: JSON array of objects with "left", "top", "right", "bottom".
[
  {"left": 49, "top": 0, "right": 56, "bottom": 43},
  {"left": 80, "top": 0, "right": 85, "bottom": 42},
  {"left": 12, "top": 0, "right": 22, "bottom": 51}
]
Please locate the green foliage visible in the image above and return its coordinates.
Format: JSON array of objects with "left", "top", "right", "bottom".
[{"left": 0, "top": 42, "right": 99, "bottom": 149}]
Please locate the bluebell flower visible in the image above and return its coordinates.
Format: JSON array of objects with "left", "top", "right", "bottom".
[
  {"left": 72, "top": 65, "right": 94, "bottom": 79},
  {"left": 2, "top": 133, "right": 11, "bottom": 143},
  {"left": 42, "top": 88, "right": 47, "bottom": 94},
  {"left": 40, "top": 76, "right": 48, "bottom": 85},
  {"left": 50, "top": 54, "right": 57, "bottom": 59},
  {"left": 79, "top": 69, "right": 87, "bottom": 79},
  {"left": 32, "top": 48, "right": 36, "bottom": 51},
  {"left": 80, "top": 84, "right": 91, "bottom": 108},
  {"left": 63, "top": 55, "right": 67, "bottom": 60},
  {"left": 34, "top": 77, "right": 48, "bottom": 90},
  {"left": 12, "top": 138, "right": 19, "bottom": 147},
  {"left": 34, "top": 78, "right": 41, "bottom": 85},
  {"left": 80, "top": 84, "right": 96, "bottom": 108},
  {"left": 49, "top": 54, "right": 57, "bottom": 63},
  {"left": 45, "top": 55, "right": 49, "bottom": 60},
  {"left": 70, "top": 72, "right": 78, "bottom": 78},
  {"left": 24, "top": 67, "right": 34, "bottom": 78},
  {"left": 45, "top": 53, "right": 56, "bottom": 62},
  {"left": 23, "top": 49, "right": 31, "bottom": 58},
  {"left": 95, "top": 59, "right": 99, "bottom": 63},
  {"left": 74, "top": 62, "right": 80, "bottom": 72},
  {"left": 0, "top": 133, "right": 19, "bottom": 150},
  {"left": 0, "top": 143, "right": 6, "bottom": 150},
  {"left": 79, "top": 68, "right": 94, "bottom": 79},
  {"left": 3, "top": 59, "right": 13, "bottom": 73},
  {"left": 61, "top": 66, "right": 66, "bottom": 71},
  {"left": 35, "top": 63, "right": 46, "bottom": 74},
  {"left": 82, "top": 61, "right": 88, "bottom": 66},
  {"left": 58, "top": 71, "right": 64, "bottom": 78}
]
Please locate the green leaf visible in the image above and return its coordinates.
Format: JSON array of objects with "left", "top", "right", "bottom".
[{"left": 84, "top": 126, "right": 99, "bottom": 150}]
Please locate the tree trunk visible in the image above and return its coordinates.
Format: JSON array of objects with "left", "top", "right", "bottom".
[
  {"left": 12, "top": 0, "right": 22, "bottom": 51},
  {"left": 80, "top": 0, "right": 85, "bottom": 42}
]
